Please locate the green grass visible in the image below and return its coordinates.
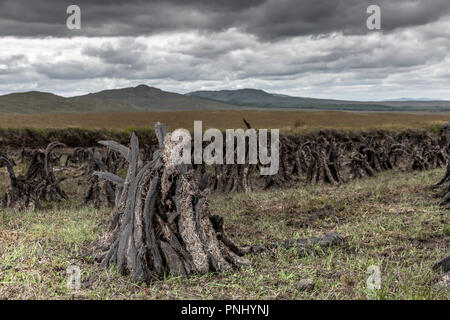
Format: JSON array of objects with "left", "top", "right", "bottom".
[{"left": 0, "top": 167, "right": 448, "bottom": 299}]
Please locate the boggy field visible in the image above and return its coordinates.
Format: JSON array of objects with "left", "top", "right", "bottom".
[
  {"left": 0, "top": 165, "right": 448, "bottom": 299},
  {"left": 0, "top": 123, "right": 449, "bottom": 300},
  {"left": 1, "top": 110, "right": 450, "bottom": 132}
]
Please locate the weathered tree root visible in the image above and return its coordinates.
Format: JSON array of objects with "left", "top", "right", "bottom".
[
  {"left": 211, "top": 164, "right": 255, "bottom": 193},
  {"left": 0, "top": 156, "right": 35, "bottom": 210},
  {"left": 0, "top": 151, "right": 16, "bottom": 167},
  {"left": 0, "top": 142, "right": 67, "bottom": 210},
  {"left": 65, "top": 147, "right": 94, "bottom": 167},
  {"left": 433, "top": 253, "right": 450, "bottom": 273},
  {"left": 83, "top": 148, "right": 117, "bottom": 208},
  {"left": 435, "top": 162, "right": 450, "bottom": 188},
  {"left": 198, "top": 122, "right": 448, "bottom": 191},
  {"left": 241, "top": 232, "right": 344, "bottom": 257},
  {"left": 304, "top": 138, "right": 344, "bottom": 185},
  {"left": 434, "top": 162, "right": 450, "bottom": 208},
  {"left": 93, "top": 123, "right": 250, "bottom": 282},
  {"left": 432, "top": 252, "right": 450, "bottom": 292}
]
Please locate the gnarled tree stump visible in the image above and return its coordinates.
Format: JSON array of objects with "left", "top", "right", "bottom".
[
  {"left": 0, "top": 142, "right": 67, "bottom": 210},
  {"left": 93, "top": 123, "right": 249, "bottom": 282}
]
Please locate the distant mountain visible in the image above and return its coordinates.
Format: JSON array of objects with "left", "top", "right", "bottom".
[
  {"left": 188, "top": 89, "right": 450, "bottom": 112},
  {"left": 187, "top": 88, "right": 281, "bottom": 104},
  {"left": 0, "top": 91, "right": 141, "bottom": 114},
  {"left": 1, "top": 85, "right": 449, "bottom": 114},
  {"left": 0, "top": 85, "right": 242, "bottom": 114},
  {"left": 188, "top": 88, "right": 364, "bottom": 109},
  {"left": 384, "top": 98, "right": 444, "bottom": 102},
  {"left": 74, "top": 85, "right": 240, "bottom": 111}
]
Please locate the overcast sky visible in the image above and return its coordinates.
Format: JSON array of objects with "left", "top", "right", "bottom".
[{"left": 1, "top": 0, "right": 449, "bottom": 100}]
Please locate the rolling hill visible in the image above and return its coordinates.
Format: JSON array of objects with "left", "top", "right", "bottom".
[
  {"left": 1, "top": 85, "right": 450, "bottom": 114},
  {"left": 0, "top": 85, "right": 242, "bottom": 114},
  {"left": 0, "top": 91, "right": 143, "bottom": 114},
  {"left": 74, "top": 85, "right": 242, "bottom": 111},
  {"left": 188, "top": 88, "right": 450, "bottom": 112}
]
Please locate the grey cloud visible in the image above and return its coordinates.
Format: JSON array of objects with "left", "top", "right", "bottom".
[
  {"left": 0, "top": 0, "right": 449, "bottom": 39},
  {"left": 28, "top": 22, "right": 449, "bottom": 88},
  {"left": 1, "top": 1, "right": 449, "bottom": 100},
  {"left": 82, "top": 39, "right": 148, "bottom": 65},
  {"left": 0, "top": 54, "right": 27, "bottom": 75},
  {"left": 34, "top": 60, "right": 112, "bottom": 80}
]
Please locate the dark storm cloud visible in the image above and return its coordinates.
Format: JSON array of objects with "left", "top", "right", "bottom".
[
  {"left": 1, "top": 0, "right": 449, "bottom": 39},
  {"left": 1, "top": 1, "right": 450, "bottom": 100},
  {"left": 28, "top": 24, "right": 447, "bottom": 84}
]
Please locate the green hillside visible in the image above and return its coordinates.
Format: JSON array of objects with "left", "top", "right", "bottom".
[
  {"left": 188, "top": 89, "right": 450, "bottom": 112},
  {"left": 75, "top": 84, "right": 241, "bottom": 111},
  {"left": 0, "top": 91, "right": 140, "bottom": 114},
  {"left": 1, "top": 85, "right": 450, "bottom": 114},
  {"left": 0, "top": 85, "right": 242, "bottom": 114}
]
